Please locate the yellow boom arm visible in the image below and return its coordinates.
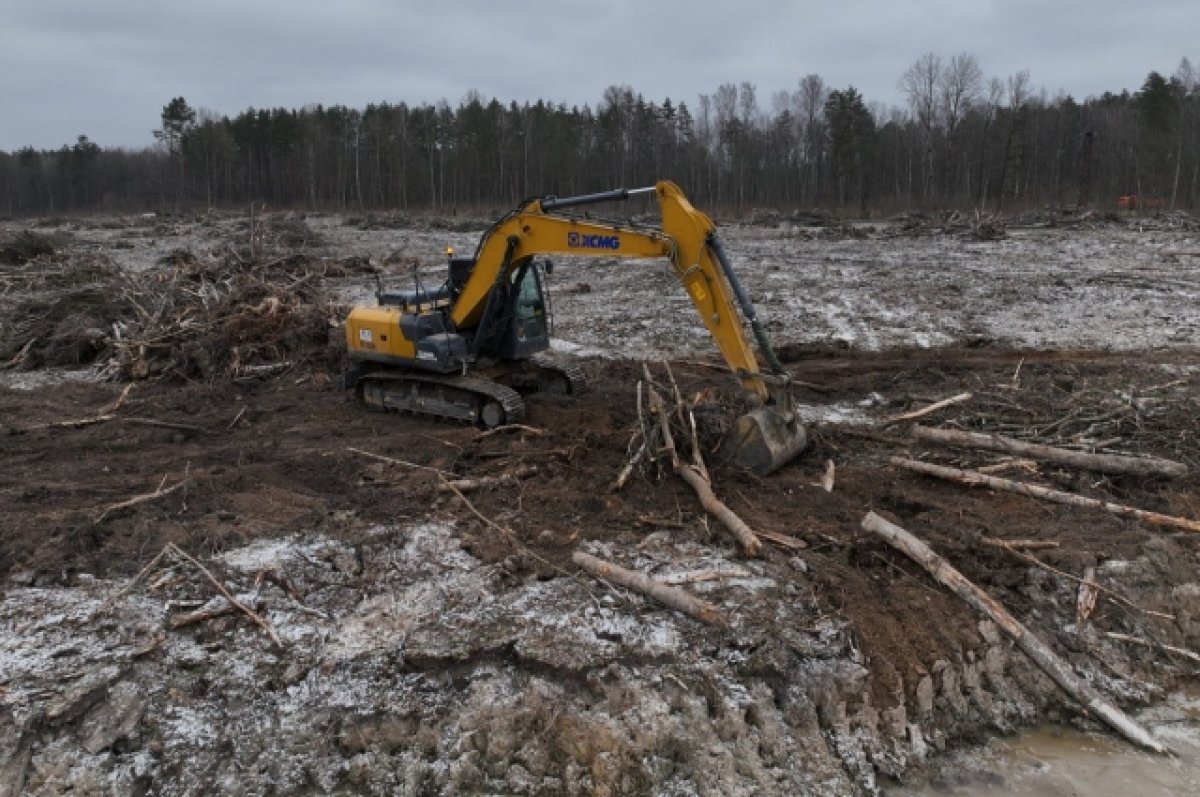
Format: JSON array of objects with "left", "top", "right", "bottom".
[{"left": 451, "top": 181, "right": 776, "bottom": 401}]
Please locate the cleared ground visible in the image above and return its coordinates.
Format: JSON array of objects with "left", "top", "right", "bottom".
[{"left": 1, "top": 209, "right": 1199, "bottom": 795}]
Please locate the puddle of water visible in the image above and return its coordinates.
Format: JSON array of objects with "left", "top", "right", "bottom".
[{"left": 889, "top": 690, "right": 1200, "bottom": 796}]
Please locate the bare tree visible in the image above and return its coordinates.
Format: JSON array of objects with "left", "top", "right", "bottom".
[
  {"left": 938, "top": 52, "right": 984, "bottom": 198},
  {"left": 696, "top": 93, "right": 715, "bottom": 200},
  {"left": 940, "top": 53, "right": 984, "bottom": 138},
  {"left": 770, "top": 89, "right": 791, "bottom": 119},
  {"left": 900, "top": 53, "right": 943, "bottom": 198},
  {"left": 997, "top": 70, "right": 1032, "bottom": 210},
  {"left": 712, "top": 83, "right": 738, "bottom": 202},
  {"left": 737, "top": 82, "right": 758, "bottom": 125},
  {"left": 797, "top": 74, "right": 828, "bottom": 202},
  {"left": 976, "top": 77, "right": 1005, "bottom": 206},
  {"left": 731, "top": 82, "right": 761, "bottom": 207},
  {"left": 1006, "top": 70, "right": 1031, "bottom": 109},
  {"left": 901, "top": 53, "right": 943, "bottom": 131},
  {"left": 1172, "top": 56, "right": 1197, "bottom": 208},
  {"left": 797, "top": 74, "right": 828, "bottom": 127}
]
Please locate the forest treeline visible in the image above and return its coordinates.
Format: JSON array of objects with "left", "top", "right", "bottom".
[{"left": 2, "top": 53, "right": 1198, "bottom": 217}]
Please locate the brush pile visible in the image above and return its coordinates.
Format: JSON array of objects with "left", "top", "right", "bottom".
[{"left": 0, "top": 240, "right": 343, "bottom": 380}]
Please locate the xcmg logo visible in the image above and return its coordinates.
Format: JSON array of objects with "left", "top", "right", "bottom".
[{"left": 567, "top": 232, "right": 620, "bottom": 250}]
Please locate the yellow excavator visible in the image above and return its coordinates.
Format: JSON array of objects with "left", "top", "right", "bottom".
[{"left": 344, "top": 180, "right": 807, "bottom": 474}]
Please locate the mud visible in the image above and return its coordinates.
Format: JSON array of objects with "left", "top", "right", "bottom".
[
  {"left": 891, "top": 689, "right": 1200, "bottom": 795},
  {"left": 1, "top": 211, "right": 1199, "bottom": 795}
]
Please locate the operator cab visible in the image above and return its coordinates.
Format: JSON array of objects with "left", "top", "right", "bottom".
[{"left": 493, "top": 260, "right": 552, "bottom": 359}]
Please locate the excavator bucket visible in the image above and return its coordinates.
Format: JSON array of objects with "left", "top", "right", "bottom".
[{"left": 722, "top": 405, "right": 808, "bottom": 475}]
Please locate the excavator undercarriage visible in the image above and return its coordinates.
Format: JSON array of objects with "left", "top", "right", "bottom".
[{"left": 352, "top": 354, "right": 584, "bottom": 428}]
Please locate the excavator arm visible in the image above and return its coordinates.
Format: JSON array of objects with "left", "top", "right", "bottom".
[
  {"left": 450, "top": 181, "right": 782, "bottom": 402},
  {"left": 447, "top": 180, "right": 806, "bottom": 473}
]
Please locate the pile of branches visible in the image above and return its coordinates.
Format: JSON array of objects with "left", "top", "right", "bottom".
[
  {"left": 616, "top": 362, "right": 762, "bottom": 556},
  {"left": 881, "top": 210, "right": 1008, "bottom": 241},
  {"left": 0, "top": 241, "right": 125, "bottom": 369},
  {"left": 0, "top": 230, "right": 58, "bottom": 265},
  {"left": 969, "top": 213, "right": 1007, "bottom": 241},
  {"left": 941, "top": 363, "right": 1199, "bottom": 470},
  {"left": 1, "top": 247, "right": 342, "bottom": 380}
]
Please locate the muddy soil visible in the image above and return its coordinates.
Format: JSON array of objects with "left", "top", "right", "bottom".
[{"left": 1, "top": 211, "right": 1199, "bottom": 795}]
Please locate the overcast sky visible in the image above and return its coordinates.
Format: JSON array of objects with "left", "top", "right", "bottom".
[{"left": 1, "top": 0, "right": 1195, "bottom": 151}]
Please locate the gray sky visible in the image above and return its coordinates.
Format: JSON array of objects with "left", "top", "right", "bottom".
[{"left": 1, "top": 0, "right": 1195, "bottom": 151}]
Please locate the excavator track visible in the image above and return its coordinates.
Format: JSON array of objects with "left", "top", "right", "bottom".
[
  {"left": 356, "top": 371, "right": 525, "bottom": 428},
  {"left": 528, "top": 353, "right": 589, "bottom": 394}
]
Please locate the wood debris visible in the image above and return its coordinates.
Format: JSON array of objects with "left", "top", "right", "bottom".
[
  {"left": 643, "top": 364, "right": 760, "bottom": 556},
  {"left": 862, "top": 511, "right": 1168, "bottom": 755},
  {"left": 880, "top": 392, "right": 972, "bottom": 427},
  {"left": 573, "top": 551, "right": 727, "bottom": 627},
  {"left": 1076, "top": 566, "right": 1100, "bottom": 626},
  {"left": 913, "top": 425, "right": 1188, "bottom": 478},
  {"left": 891, "top": 456, "right": 1200, "bottom": 534}
]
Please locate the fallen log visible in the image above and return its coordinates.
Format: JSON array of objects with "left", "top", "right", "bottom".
[
  {"left": 22, "top": 413, "right": 116, "bottom": 432},
  {"left": 94, "top": 474, "right": 191, "bottom": 524},
  {"left": 980, "top": 537, "right": 1060, "bottom": 551},
  {"left": 234, "top": 361, "right": 293, "bottom": 379},
  {"left": 891, "top": 456, "right": 1200, "bottom": 534},
  {"left": 100, "top": 383, "right": 135, "bottom": 414},
  {"left": 347, "top": 446, "right": 453, "bottom": 477},
  {"left": 657, "top": 567, "right": 751, "bottom": 585},
  {"left": 166, "top": 543, "right": 283, "bottom": 647},
  {"left": 613, "top": 440, "right": 647, "bottom": 491},
  {"left": 1103, "top": 632, "right": 1200, "bottom": 665},
  {"left": 645, "top": 371, "right": 760, "bottom": 556},
  {"left": 913, "top": 426, "right": 1188, "bottom": 478},
  {"left": 880, "top": 392, "right": 972, "bottom": 427},
  {"left": 92, "top": 544, "right": 173, "bottom": 617},
  {"left": 756, "top": 528, "right": 808, "bottom": 550},
  {"left": 674, "top": 460, "right": 760, "bottom": 556},
  {"left": 1, "top": 337, "right": 36, "bottom": 369},
  {"left": 437, "top": 465, "right": 539, "bottom": 493},
  {"left": 122, "top": 416, "right": 206, "bottom": 434},
  {"left": 474, "top": 423, "right": 545, "bottom": 439},
  {"left": 976, "top": 457, "right": 1039, "bottom": 475},
  {"left": 819, "top": 459, "right": 836, "bottom": 493},
  {"left": 572, "top": 551, "right": 727, "bottom": 626},
  {"left": 168, "top": 595, "right": 256, "bottom": 629},
  {"left": 861, "top": 511, "right": 1168, "bottom": 754}
]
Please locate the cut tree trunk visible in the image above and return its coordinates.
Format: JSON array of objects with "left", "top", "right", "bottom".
[
  {"left": 673, "top": 464, "right": 761, "bottom": 556},
  {"left": 437, "top": 465, "right": 539, "bottom": 493},
  {"left": 572, "top": 550, "right": 727, "bottom": 626},
  {"left": 881, "top": 392, "right": 972, "bottom": 426},
  {"left": 913, "top": 426, "right": 1187, "bottom": 478},
  {"left": 644, "top": 371, "right": 760, "bottom": 556},
  {"left": 861, "top": 511, "right": 1168, "bottom": 754},
  {"left": 891, "top": 457, "right": 1200, "bottom": 534}
]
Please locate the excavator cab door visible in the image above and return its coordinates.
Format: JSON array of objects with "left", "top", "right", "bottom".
[{"left": 496, "top": 261, "right": 551, "bottom": 359}]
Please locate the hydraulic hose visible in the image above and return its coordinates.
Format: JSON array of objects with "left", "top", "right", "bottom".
[{"left": 707, "top": 233, "right": 786, "bottom": 376}]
